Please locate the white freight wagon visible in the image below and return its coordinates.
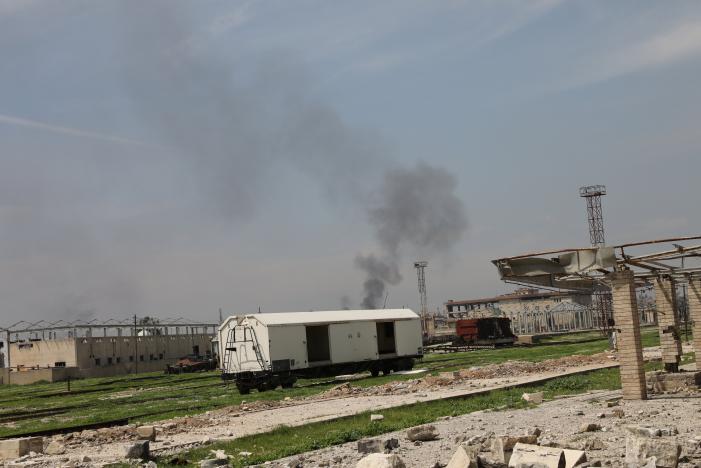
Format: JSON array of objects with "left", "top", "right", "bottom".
[{"left": 218, "top": 309, "right": 423, "bottom": 394}]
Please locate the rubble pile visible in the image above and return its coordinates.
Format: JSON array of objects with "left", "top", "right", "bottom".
[{"left": 319, "top": 353, "right": 614, "bottom": 399}]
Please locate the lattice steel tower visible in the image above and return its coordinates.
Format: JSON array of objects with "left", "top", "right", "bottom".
[
  {"left": 414, "top": 261, "right": 428, "bottom": 317},
  {"left": 579, "top": 185, "right": 611, "bottom": 331},
  {"left": 579, "top": 185, "right": 607, "bottom": 246}
]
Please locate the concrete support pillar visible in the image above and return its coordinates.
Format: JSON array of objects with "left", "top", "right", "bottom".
[
  {"left": 611, "top": 269, "right": 647, "bottom": 400},
  {"left": 688, "top": 278, "right": 701, "bottom": 371},
  {"left": 654, "top": 277, "right": 682, "bottom": 372}
]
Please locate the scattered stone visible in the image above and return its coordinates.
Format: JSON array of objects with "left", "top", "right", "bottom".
[
  {"left": 522, "top": 392, "right": 543, "bottom": 404},
  {"left": 383, "top": 438, "right": 400, "bottom": 452},
  {"left": 124, "top": 440, "right": 149, "bottom": 460},
  {"left": 358, "top": 439, "right": 383, "bottom": 454},
  {"left": 356, "top": 453, "right": 406, "bottom": 468},
  {"left": 200, "top": 459, "right": 230, "bottom": 468},
  {"left": 612, "top": 409, "right": 625, "bottom": 418},
  {"left": 82, "top": 456, "right": 91, "bottom": 463},
  {"left": 45, "top": 440, "right": 66, "bottom": 455},
  {"left": 406, "top": 425, "right": 439, "bottom": 442},
  {"left": 371, "top": 414, "right": 385, "bottom": 422},
  {"left": 238, "top": 451, "right": 252, "bottom": 457},
  {"left": 625, "top": 435, "right": 681, "bottom": 468},
  {"left": 528, "top": 427, "right": 542, "bottom": 438},
  {"left": 136, "top": 425, "right": 157, "bottom": 442},
  {"left": 579, "top": 423, "right": 602, "bottom": 433}
]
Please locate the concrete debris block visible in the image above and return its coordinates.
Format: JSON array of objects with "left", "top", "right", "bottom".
[
  {"left": 124, "top": 440, "right": 150, "bottom": 460},
  {"left": 356, "top": 453, "right": 407, "bottom": 468},
  {"left": 562, "top": 448, "right": 587, "bottom": 468},
  {"left": 625, "top": 435, "right": 681, "bottom": 468},
  {"left": 137, "top": 425, "right": 157, "bottom": 441},
  {"left": 406, "top": 425, "right": 439, "bottom": 442},
  {"left": 578, "top": 423, "right": 601, "bottom": 433},
  {"left": 522, "top": 392, "right": 543, "bottom": 404},
  {"left": 477, "top": 453, "right": 509, "bottom": 468},
  {"left": 507, "top": 443, "right": 565, "bottom": 468},
  {"left": 446, "top": 445, "right": 479, "bottom": 468},
  {"left": 0, "top": 437, "right": 44, "bottom": 460},
  {"left": 358, "top": 439, "right": 383, "bottom": 454},
  {"left": 491, "top": 435, "right": 539, "bottom": 463},
  {"left": 200, "top": 459, "right": 231, "bottom": 468},
  {"left": 371, "top": 414, "right": 385, "bottom": 422},
  {"left": 144, "top": 462, "right": 158, "bottom": 468},
  {"left": 45, "top": 440, "right": 66, "bottom": 455},
  {"left": 625, "top": 426, "right": 662, "bottom": 438}
]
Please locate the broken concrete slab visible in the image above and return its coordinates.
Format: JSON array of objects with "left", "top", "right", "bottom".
[
  {"left": 358, "top": 439, "right": 383, "bottom": 454},
  {"left": 0, "top": 437, "right": 43, "bottom": 460},
  {"left": 446, "top": 444, "right": 479, "bottom": 468},
  {"left": 508, "top": 443, "right": 565, "bottom": 468},
  {"left": 491, "top": 435, "right": 539, "bottom": 463},
  {"left": 356, "top": 453, "right": 407, "bottom": 468},
  {"left": 562, "top": 448, "right": 587, "bottom": 468},
  {"left": 625, "top": 435, "right": 681, "bottom": 468}
]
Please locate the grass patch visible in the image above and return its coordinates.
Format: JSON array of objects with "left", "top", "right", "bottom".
[{"left": 0, "top": 327, "right": 661, "bottom": 439}]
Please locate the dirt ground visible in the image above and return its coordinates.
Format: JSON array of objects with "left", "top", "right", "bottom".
[{"left": 267, "top": 388, "right": 701, "bottom": 468}]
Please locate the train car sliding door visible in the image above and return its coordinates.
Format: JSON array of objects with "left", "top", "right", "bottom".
[
  {"left": 376, "top": 321, "right": 397, "bottom": 356},
  {"left": 305, "top": 325, "right": 331, "bottom": 364}
]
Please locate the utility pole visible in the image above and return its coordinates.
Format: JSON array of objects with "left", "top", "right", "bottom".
[{"left": 133, "top": 315, "right": 138, "bottom": 375}]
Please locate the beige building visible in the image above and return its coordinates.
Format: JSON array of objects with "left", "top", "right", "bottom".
[
  {"left": 1, "top": 321, "right": 216, "bottom": 385},
  {"left": 445, "top": 288, "right": 595, "bottom": 334}
]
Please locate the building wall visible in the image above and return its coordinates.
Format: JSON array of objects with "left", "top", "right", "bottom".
[
  {"left": 10, "top": 339, "right": 77, "bottom": 368},
  {"left": 5, "top": 334, "right": 214, "bottom": 382}
]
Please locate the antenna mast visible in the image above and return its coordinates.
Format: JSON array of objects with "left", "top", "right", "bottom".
[
  {"left": 579, "top": 185, "right": 612, "bottom": 331},
  {"left": 414, "top": 261, "right": 428, "bottom": 317}
]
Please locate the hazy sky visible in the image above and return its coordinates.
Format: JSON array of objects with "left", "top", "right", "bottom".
[{"left": 1, "top": 1, "right": 701, "bottom": 325}]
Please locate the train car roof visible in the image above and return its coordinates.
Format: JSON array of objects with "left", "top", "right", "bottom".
[{"left": 240, "top": 309, "right": 419, "bottom": 326}]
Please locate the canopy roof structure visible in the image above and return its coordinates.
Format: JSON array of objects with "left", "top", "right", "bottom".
[{"left": 492, "top": 235, "right": 701, "bottom": 290}]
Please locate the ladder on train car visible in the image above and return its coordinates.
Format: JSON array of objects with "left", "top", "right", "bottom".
[{"left": 222, "top": 323, "right": 268, "bottom": 373}]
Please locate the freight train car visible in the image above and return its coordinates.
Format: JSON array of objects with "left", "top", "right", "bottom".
[
  {"left": 453, "top": 317, "right": 516, "bottom": 346},
  {"left": 218, "top": 309, "right": 423, "bottom": 394}
]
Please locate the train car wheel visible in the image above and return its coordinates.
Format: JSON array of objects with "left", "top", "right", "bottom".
[{"left": 370, "top": 368, "right": 380, "bottom": 377}]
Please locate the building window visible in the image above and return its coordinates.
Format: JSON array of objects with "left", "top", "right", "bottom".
[
  {"left": 54, "top": 361, "right": 66, "bottom": 367},
  {"left": 129, "top": 355, "right": 134, "bottom": 362},
  {"left": 158, "top": 353, "right": 164, "bottom": 360},
  {"left": 116, "top": 357, "right": 121, "bottom": 364},
  {"left": 107, "top": 357, "right": 113, "bottom": 365},
  {"left": 139, "top": 355, "right": 144, "bottom": 362},
  {"left": 94, "top": 358, "right": 101, "bottom": 366},
  {"left": 149, "top": 354, "right": 154, "bottom": 361}
]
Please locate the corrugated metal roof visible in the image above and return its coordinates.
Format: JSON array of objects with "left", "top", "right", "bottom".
[{"left": 244, "top": 309, "right": 419, "bottom": 326}]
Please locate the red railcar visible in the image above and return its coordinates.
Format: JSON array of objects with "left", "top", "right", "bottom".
[{"left": 454, "top": 317, "right": 516, "bottom": 346}]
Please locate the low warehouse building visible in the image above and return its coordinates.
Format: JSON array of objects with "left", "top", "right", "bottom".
[{"left": 1, "top": 319, "right": 217, "bottom": 385}]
